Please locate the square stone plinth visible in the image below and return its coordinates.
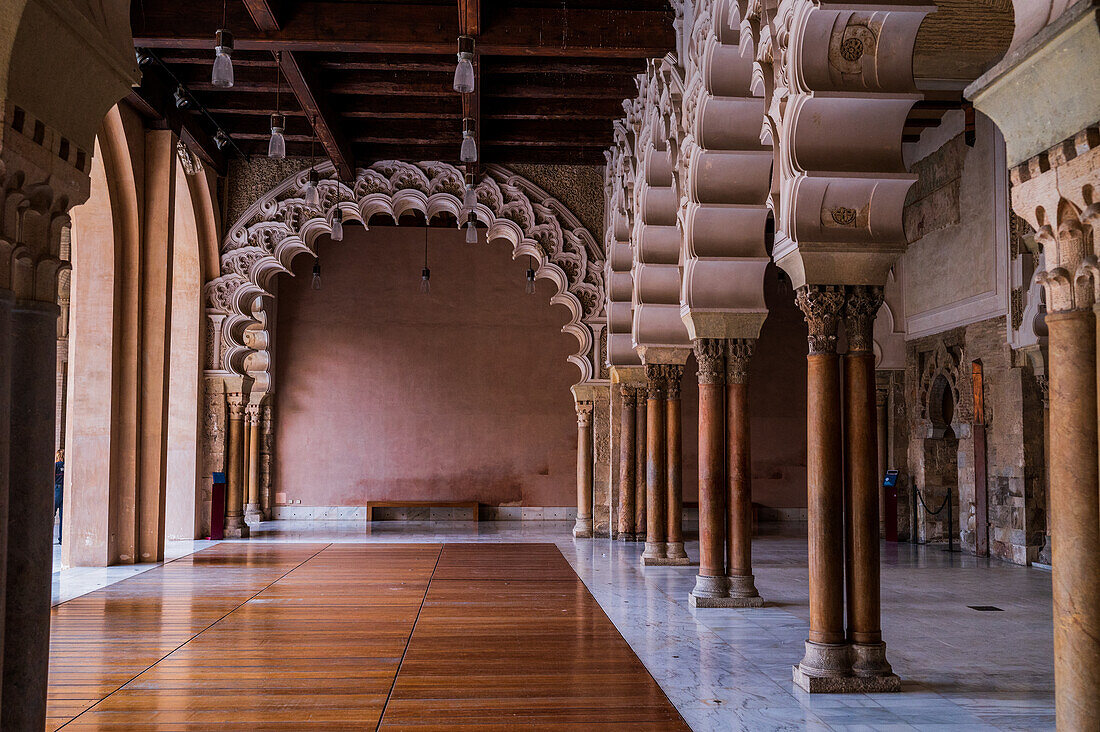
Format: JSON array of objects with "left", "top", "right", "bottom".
[
  {"left": 792, "top": 665, "right": 901, "bottom": 693},
  {"left": 642, "top": 556, "right": 694, "bottom": 566},
  {"left": 689, "top": 594, "right": 765, "bottom": 608}
]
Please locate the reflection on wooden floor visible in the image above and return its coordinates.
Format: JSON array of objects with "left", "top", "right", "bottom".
[{"left": 47, "top": 542, "right": 688, "bottom": 730}]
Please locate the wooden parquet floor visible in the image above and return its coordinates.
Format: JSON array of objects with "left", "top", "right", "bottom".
[{"left": 47, "top": 542, "right": 689, "bottom": 731}]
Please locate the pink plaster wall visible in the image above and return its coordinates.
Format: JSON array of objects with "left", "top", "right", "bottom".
[{"left": 274, "top": 225, "right": 579, "bottom": 507}]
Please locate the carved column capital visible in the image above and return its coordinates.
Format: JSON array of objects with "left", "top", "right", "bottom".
[
  {"left": 796, "top": 285, "right": 846, "bottom": 354},
  {"left": 875, "top": 385, "right": 890, "bottom": 409},
  {"left": 844, "top": 285, "right": 884, "bottom": 354},
  {"left": 694, "top": 339, "right": 726, "bottom": 385},
  {"left": 244, "top": 402, "right": 261, "bottom": 424},
  {"left": 619, "top": 383, "right": 637, "bottom": 405},
  {"left": 726, "top": 339, "right": 756, "bottom": 384},
  {"left": 576, "top": 401, "right": 594, "bottom": 427},
  {"left": 227, "top": 393, "right": 246, "bottom": 419},
  {"left": 664, "top": 364, "right": 684, "bottom": 400},
  {"left": 645, "top": 363, "right": 666, "bottom": 399}
]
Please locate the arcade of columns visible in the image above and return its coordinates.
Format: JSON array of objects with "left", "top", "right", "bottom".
[
  {"left": 0, "top": 0, "right": 1096, "bottom": 729},
  {"left": 585, "top": 0, "right": 1100, "bottom": 718}
]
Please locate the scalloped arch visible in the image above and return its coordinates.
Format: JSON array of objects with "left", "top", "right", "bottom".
[{"left": 204, "top": 160, "right": 606, "bottom": 388}]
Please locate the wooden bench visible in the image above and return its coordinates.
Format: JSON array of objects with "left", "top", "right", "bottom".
[{"left": 365, "top": 500, "right": 480, "bottom": 522}]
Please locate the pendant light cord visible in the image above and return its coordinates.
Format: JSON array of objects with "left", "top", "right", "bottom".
[
  {"left": 221, "top": 0, "right": 227, "bottom": 29},
  {"left": 423, "top": 228, "right": 429, "bottom": 268},
  {"left": 274, "top": 52, "right": 281, "bottom": 115}
]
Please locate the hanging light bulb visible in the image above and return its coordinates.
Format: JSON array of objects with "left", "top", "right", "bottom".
[
  {"left": 330, "top": 206, "right": 344, "bottom": 241},
  {"left": 212, "top": 29, "right": 234, "bottom": 88},
  {"left": 462, "top": 182, "right": 477, "bottom": 210},
  {"left": 453, "top": 36, "right": 475, "bottom": 93},
  {"left": 465, "top": 212, "right": 478, "bottom": 244},
  {"left": 460, "top": 118, "right": 477, "bottom": 163},
  {"left": 303, "top": 169, "right": 321, "bottom": 208},
  {"left": 268, "top": 114, "right": 286, "bottom": 159},
  {"left": 214, "top": 130, "right": 231, "bottom": 150},
  {"left": 526, "top": 257, "right": 536, "bottom": 295},
  {"left": 311, "top": 261, "right": 322, "bottom": 290},
  {"left": 420, "top": 229, "right": 431, "bottom": 294},
  {"left": 268, "top": 55, "right": 285, "bottom": 159}
]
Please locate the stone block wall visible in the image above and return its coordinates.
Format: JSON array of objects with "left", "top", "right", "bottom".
[{"left": 902, "top": 315, "right": 1046, "bottom": 564}]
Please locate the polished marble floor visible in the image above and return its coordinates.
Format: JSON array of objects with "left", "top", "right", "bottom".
[{"left": 51, "top": 520, "right": 1055, "bottom": 731}]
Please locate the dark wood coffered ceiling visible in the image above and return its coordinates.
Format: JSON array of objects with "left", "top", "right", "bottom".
[{"left": 129, "top": 0, "right": 676, "bottom": 175}]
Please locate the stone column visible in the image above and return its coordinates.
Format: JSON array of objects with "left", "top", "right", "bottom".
[
  {"left": 642, "top": 364, "right": 667, "bottom": 563},
  {"left": 691, "top": 339, "right": 729, "bottom": 604},
  {"left": 844, "top": 287, "right": 898, "bottom": 688},
  {"left": 793, "top": 285, "right": 850, "bottom": 691},
  {"left": 1046, "top": 308, "right": 1100, "bottom": 728},
  {"left": 224, "top": 393, "right": 249, "bottom": 539},
  {"left": 664, "top": 364, "right": 690, "bottom": 563},
  {"left": 260, "top": 403, "right": 274, "bottom": 519},
  {"left": 3, "top": 299, "right": 59, "bottom": 729},
  {"left": 573, "top": 401, "right": 594, "bottom": 538},
  {"left": 244, "top": 402, "right": 262, "bottom": 524},
  {"left": 617, "top": 385, "right": 637, "bottom": 540},
  {"left": 727, "top": 339, "right": 763, "bottom": 606},
  {"left": 876, "top": 382, "right": 889, "bottom": 533},
  {"left": 634, "top": 394, "right": 647, "bottom": 541}
]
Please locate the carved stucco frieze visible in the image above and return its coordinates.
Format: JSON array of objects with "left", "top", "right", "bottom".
[{"left": 205, "top": 160, "right": 607, "bottom": 385}]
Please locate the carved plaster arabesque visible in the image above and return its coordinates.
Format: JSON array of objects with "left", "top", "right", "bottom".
[
  {"left": 726, "top": 338, "right": 756, "bottom": 385},
  {"left": 204, "top": 160, "right": 607, "bottom": 386},
  {"left": 796, "top": 285, "right": 846, "bottom": 355},
  {"left": 693, "top": 337, "right": 726, "bottom": 384}
]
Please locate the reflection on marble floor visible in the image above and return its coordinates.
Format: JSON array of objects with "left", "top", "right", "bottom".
[
  {"left": 52, "top": 519, "right": 1056, "bottom": 731},
  {"left": 51, "top": 538, "right": 219, "bottom": 606}
]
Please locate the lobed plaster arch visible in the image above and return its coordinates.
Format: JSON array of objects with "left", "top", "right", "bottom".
[{"left": 204, "top": 160, "right": 606, "bottom": 389}]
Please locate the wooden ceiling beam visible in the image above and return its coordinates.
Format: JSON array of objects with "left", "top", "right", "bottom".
[
  {"left": 242, "top": 0, "right": 281, "bottom": 32},
  {"left": 127, "top": 67, "right": 227, "bottom": 174},
  {"left": 278, "top": 50, "right": 355, "bottom": 180},
  {"left": 132, "top": 2, "right": 674, "bottom": 58},
  {"left": 459, "top": 0, "right": 480, "bottom": 175}
]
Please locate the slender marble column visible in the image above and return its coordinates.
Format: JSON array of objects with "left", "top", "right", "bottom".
[
  {"left": 573, "top": 401, "right": 594, "bottom": 538},
  {"left": 691, "top": 339, "right": 729, "bottom": 604},
  {"left": 634, "top": 391, "right": 647, "bottom": 542},
  {"left": 876, "top": 383, "right": 889, "bottom": 533},
  {"left": 665, "top": 364, "right": 689, "bottom": 563},
  {"left": 617, "top": 385, "right": 637, "bottom": 540},
  {"left": 244, "top": 403, "right": 262, "bottom": 524},
  {"left": 0, "top": 289, "right": 11, "bottom": 707},
  {"left": 642, "top": 364, "right": 667, "bottom": 562},
  {"left": 224, "top": 394, "right": 249, "bottom": 539},
  {"left": 1046, "top": 309, "right": 1100, "bottom": 729},
  {"left": 2, "top": 300, "right": 58, "bottom": 730},
  {"left": 844, "top": 287, "right": 898, "bottom": 687},
  {"left": 727, "top": 339, "right": 764, "bottom": 606},
  {"left": 793, "top": 285, "right": 851, "bottom": 691}
]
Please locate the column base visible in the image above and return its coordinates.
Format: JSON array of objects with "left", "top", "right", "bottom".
[
  {"left": 641, "top": 541, "right": 666, "bottom": 564},
  {"left": 792, "top": 641, "right": 900, "bottom": 693},
  {"left": 616, "top": 532, "right": 637, "bottom": 542},
  {"left": 664, "top": 541, "right": 690, "bottom": 561},
  {"left": 851, "top": 641, "right": 896, "bottom": 678},
  {"left": 689, "top": 574, "right": 764, "bottom": 607},
  {"left": 572, "top": 517, "right": 593, "bottom": 538},
  {"left": 224, "top": 516, "right": 250, "bottom": 539},
  {"left": 244, "top": 504, "right": 263, "bottom": 524},
  {"left": 728, "top": 574, "right": 764, "bottom": 604}
]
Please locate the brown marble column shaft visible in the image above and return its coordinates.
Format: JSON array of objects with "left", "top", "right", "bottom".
[
  {"left": 617, "top": 385, "right": 637, "bottom": 540},
  {"left": 794, "top": 285, "right": 850, "bottom": 687},
  {"left": 0, "top": 290, "right": 10, "bottom": 709},
  {"left": 876, "top": 384, "right": 889, "bottom": 533},
  {"left": 1046, "top": 309, "right": 1100, "bottom": 729},
  {"left": 244, "top": 403, "right": 262, "bottom": 523},
  {"left": 642, "top": 364, "right": 667, "bottom": 562},
  {"left": 843, "top": 287, "right": 896, "bottom": 682},
  {"left": 2, "top": 301, "right": 58, "bottom": 730},
  {"left": 665, "top": 365, "right": 689, "bottom": 562},
  {"left": 727, "top": 340, "right": 763, "bottom": 605},
  {"left": 634, "top": 392, "right": 647, "bottom": 542},
  {"left": 224, "top": 394, "right": 249, "bottom": 539},
  {"left": 573, "top": 401, "right": 594, "bottom": 538},
  {"left": 692, "top": 339, "right": 727, "bottom": 600}
]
